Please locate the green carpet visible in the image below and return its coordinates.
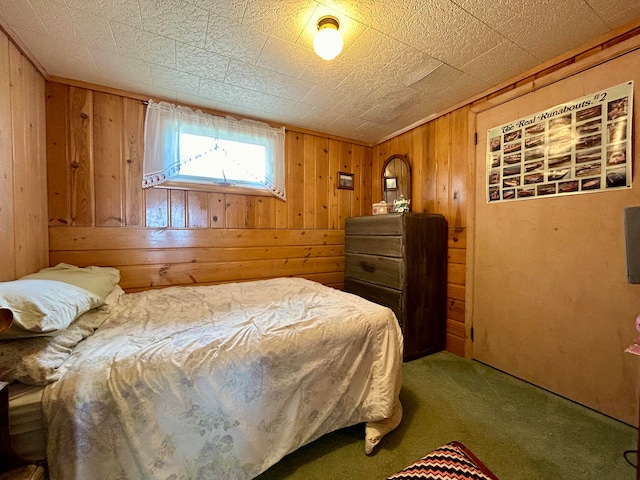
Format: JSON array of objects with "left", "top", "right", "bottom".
[{"left": 256, "top": 351, "right": 637, "bottom": 479}]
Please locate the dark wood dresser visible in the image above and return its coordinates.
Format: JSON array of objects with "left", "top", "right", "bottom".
[{"left": 344, "top": 213, "right": 447, "bottom": 361}]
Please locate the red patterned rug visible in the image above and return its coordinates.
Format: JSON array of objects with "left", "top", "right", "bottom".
[{"left": 387, "top": 441, "right": 499, "bottom": 480}]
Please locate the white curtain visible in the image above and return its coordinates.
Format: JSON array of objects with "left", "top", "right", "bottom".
[{"left": 142, "top": 100, "right": 286, "bottom": 201}]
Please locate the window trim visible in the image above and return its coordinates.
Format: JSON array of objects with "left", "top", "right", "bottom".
[{"left": 155, "top": 180, "right": 274, "bottom": 197}]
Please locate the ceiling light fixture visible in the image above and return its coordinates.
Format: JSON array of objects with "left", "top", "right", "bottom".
[{"left": 313, "top": 16, "right": 343, "bottom": 61}]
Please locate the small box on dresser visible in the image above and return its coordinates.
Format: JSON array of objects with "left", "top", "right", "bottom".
[{"left": 344, "top": 213, "right": 447, "bottom": 361}]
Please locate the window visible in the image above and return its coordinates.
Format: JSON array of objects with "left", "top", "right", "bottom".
[
  {"left": 177, "top": 134, "right": 267, "bottom": 185},
  {"left": 142, "top": 100, "right": 286, "bottom": 200}
]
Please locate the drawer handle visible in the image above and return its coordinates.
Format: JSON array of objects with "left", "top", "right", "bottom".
[{"left": 360, "top": 262, "right": 376, "bottom": 273}]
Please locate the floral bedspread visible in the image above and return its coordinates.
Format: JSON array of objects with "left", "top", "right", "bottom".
[{"left": 43, "top": 278, "right": 403, "bottom": 480}]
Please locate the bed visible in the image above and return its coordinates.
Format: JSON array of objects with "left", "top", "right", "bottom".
[{"left": 0, "top": 265, "right": 404, "bottom": 480}]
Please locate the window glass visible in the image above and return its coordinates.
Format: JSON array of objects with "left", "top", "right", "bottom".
[{"left": 177, "top": 133, "right": 267, "bottom": 185}]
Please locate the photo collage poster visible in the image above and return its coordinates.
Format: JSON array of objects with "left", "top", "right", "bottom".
[{"left": 487, "top": 81, "right": 633, "bottom": 203}]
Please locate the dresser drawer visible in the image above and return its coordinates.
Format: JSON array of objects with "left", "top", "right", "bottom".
[
  {"left": 344, "top": 277, "right": 404, "bottom": 329},
  {"left": 344, "top": 235, "right": 403, "bottom": 257},
  {"left": 345, "top": 213, "right": 404, "bottom": 236},
  {"left": 345, "top": 253, "right": 404, "bottom": 290}
]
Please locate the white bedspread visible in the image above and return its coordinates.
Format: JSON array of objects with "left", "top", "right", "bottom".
[{"left": 43, "top": 278, "right": 403, "bottom": 480}]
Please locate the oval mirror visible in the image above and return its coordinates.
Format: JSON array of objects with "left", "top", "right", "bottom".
[{"left": 382, "top": 154, "right": 411, "bottom": 207}]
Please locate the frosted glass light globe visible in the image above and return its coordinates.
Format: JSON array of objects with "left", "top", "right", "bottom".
[{"left": 313, "top": 19, "right": 343, "bottom": 61}]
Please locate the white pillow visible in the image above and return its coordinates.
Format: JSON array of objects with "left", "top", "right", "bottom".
[
  {"left": 0, "top": 279, "right": 103, "bottom": 339},
  {"left": 21, "top": 263, "right": 120, "bottom": 301}
]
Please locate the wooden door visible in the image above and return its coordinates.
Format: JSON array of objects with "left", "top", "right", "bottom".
[{"left": 471, "top": 49, "right": 640, "bottom": 425}]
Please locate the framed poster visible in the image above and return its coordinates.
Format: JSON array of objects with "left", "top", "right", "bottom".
[{"left": 487, "top": 81, "right": 633, "bottom": 203}]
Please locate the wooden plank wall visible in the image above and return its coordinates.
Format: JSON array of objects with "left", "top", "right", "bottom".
[
  {"left": 0, "top": 29, "right": 48, "bottom": 281},
  {"left": 372, "top": 107, "right": 470, "bottom": 357},
  {"left": 46, "top": 81, "right": 372, "bottom": 291}
]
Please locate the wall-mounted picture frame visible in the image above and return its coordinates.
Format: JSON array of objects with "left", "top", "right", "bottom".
[
  {"left": 338, "top": 171, "right": 354, "bottom": 190},
  {"left": 384, "top": 176, "right": 398, "bottom": 191}
]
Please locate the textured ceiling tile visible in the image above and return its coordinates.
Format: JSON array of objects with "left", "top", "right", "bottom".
[
  {"left": 395, "top": 0, "right": 504, "bottom": 68},
  {"left": 334, "top": 80, "right": 408, "bottom": 118},
  {"left": 502, "top": 11, "right": 608, "bottom": 60},
  {"left": 20, "top": 0, "right": 118, "bottom": 53},
  {"left": 450, "top": 0, "right": 519, "bottom": 28},
  {"left": 602, "top": 7, "right": 640, "bottom": 29},
  {"left": 357, "top": 123, "right": 391, "bottom": 144},
  {"left": 30, "top": 1, "right": 77, "bottom": 36},
  {"left": 319, "top": 0, "right": 425, "bottom": 35},
  {"left": 235, "top": 91, "right": 312, "bottom": 119},
  {"left": 397, "top": 92, "right": 445, "bottom": 124},
  {"left": 129, "top": 80, "right": 179, "bottom": 101},
  {"left": 149, "top": 64, "right": 202, "bottom": 94},
  {"left": 458, "top": 0, "right": 638, "bottom": 31},
  {"left": 313, "top": 123, "right": 355, "bottom": 141},
  {"left": 205, "top": 15, "right": 268, "bottom": 65},
  {"left": 13, "top": 28, "right": 100, "bottom": 79},
  {"left": 298, "top": 58, "right": 354, "bottom": 89},
  {"left": 359, "top": 85, "right": 421, "bottom": 123},
  {"left": 300, "top": 84, "right": 349, "bottom": 109},
  {"left": 242, "top": 0, "right": 317, "bottom": 43},
  {"left": 1, "top": 0, "right": 51, "bottom": 36},
  {"left": 315, "top": 30, "right": 406, "bottom": 110},
  {"left": 214, "top": 100, "right": 291, "bottom": 125},
  {"left": 460, "top": 40, "right": 539, "bottom": 87},
  {"left": 198, "top": 78, "right": 250, "bottom": 104},
  {"left": 328, "top": 113, "right": 369, "bottom": 132},
  {"left": 225, "top": 60, "right": 314, "bottom": 101},
  {"left": 335, "top": 64, "right": 396, "bottom": 96},
  {"left": 333, "top": 94, "right": 381, "bottom": 119},
  {"left": 198, "top": 77, "right": 312, "bottom": 119},
  {"left": 63, "top": 0, "right": 142, "bottom": 28},
  {"left": 257, "top": 97, "right": 313, "bottom": 120},
  {"left": 207, "top": 101, "right": 255, "bottom": 120},
  {"left": 586, "top": 0, "right": 640, "bottom": 16},
  {"left": 409, "top": 63, "right": 488, "bottom": 108},
  {"left": 139, "top": 0, "right": 210, "bottom": 48},
  {"left": 64, "top": 10, "right": 119, "bottom": 53},
  {"left": 388, "top": 47, "right": 443, "bottom": 89},
  {"left": 68, "top": 10, "right": 119, "bottom": 52},
  {"left": 91, "top": 48, "right": 153, "bottom": 84},
  {"left": 254, "top": 111, "right": 299, "bottom": 126},
  {"left": 175, "top": 92, "right": 220, "bottom": 112},
  {"left": 78, "top": 73, "right": 132, "bottom": 92},
  {"left": 364, "top": 94, "right": 443, "bottom": 138},
  {"left": 257, "top": 36, "right": 313, "bottom": 79},
  {"left": 111, "top": 21, "right": 177, "bottom": 69},
  {"left": 176, "top": 42, "right": 229, "bottom": 82},
  {"left": 340, "top": 28, "right": 404, "bottom": 70},
  {"left": 299, "top": 104, "right": 337, "bottom": 125},
  {"left": 359, "top": 103, "right": 403, "bottom": 125},
  {"left": 460, "top": 0, "right": 611, "bottom": 60},
  {"left": 190, "top": 0, "right": 247, "bottom": 24},
  {"left": 585, "top": 0, "right": 640, "bottom": 28}
]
